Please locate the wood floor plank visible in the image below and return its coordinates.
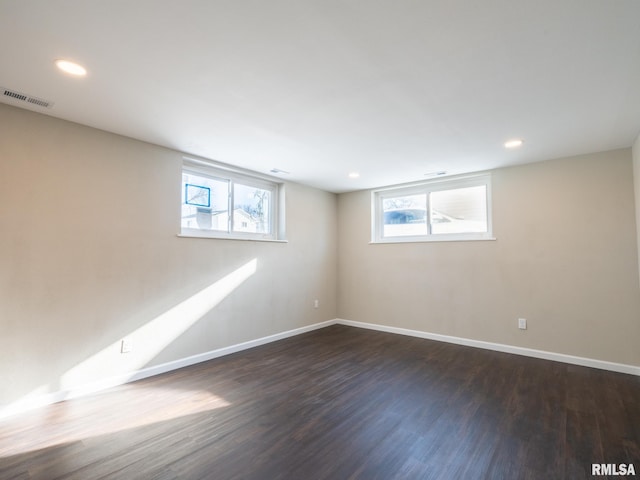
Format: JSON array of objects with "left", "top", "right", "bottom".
[{"left": 1, "top": 325, "right": 638, "bottom": 479}]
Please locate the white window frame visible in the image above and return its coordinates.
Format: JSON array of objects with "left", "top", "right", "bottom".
[
  {"left": 180, "top": 158, "right": 286, "bottom": 242},
  {"left": 371, "top": 173, "right": 494, "bottom": 243}
]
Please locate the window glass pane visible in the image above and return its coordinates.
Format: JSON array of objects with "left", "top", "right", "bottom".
[
  {"left": 182, "top": 172, "right": 229, "bottom": 231},
  {"left": 382, "top": 193, "right": 427, "bottom": 237},
  {"left": 233, "top": 183, "right": 272, "bottom": 234},
  {"left": 429, "top": 185, "right": 487, "bottom": 234}
]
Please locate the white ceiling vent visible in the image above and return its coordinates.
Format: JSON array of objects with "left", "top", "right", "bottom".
[{"left": 1, "top": 87, "right": 53, "bottom": 109}]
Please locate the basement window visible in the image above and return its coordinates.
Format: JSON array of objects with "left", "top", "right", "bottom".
[
  {"left": 372, "top": 173, "right": 494, "bottom": 243},
  {"left": 180, "top": 158, "right": 285, "bottom": 241}
]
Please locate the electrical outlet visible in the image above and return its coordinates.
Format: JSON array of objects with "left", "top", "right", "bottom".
[
  {"left": 121, "top": 338, "right": 133, "bottom": 353},
  {"left": 518, "top": 318, "right": 527, "bottom": 330},
  {"left": 314, "top": 299, "right": 319, "bottom": 309}
]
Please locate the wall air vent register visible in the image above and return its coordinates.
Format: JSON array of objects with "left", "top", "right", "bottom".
[{"left": 1, "top": 87, "right": 53, "bottom": 109}]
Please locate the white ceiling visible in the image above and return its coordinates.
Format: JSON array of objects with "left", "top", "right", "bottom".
[{"left": 1, "top": 1, "right": 640, "bottom": 193}]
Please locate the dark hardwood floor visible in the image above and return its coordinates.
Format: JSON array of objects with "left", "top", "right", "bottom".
[{"left": 1, "top": 325, "right": 639, "bottom": 479}]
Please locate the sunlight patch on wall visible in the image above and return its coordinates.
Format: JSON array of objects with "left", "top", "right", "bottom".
[{"left": 60, "top": 258, "right": 258, "bottom": 394}]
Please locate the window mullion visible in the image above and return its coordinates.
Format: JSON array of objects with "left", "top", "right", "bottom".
[
  {"left": 426, "top": 190, "right": 432, "bottom": 236},
  {"left": 228, "top": 180, "right": 234, "bottom": 233}
]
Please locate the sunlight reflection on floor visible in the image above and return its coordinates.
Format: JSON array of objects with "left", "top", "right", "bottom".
[{"left": 0, "top": 383, "right": 231, "bottom": 457}]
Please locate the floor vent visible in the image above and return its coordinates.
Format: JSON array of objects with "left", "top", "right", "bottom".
[{"left": 2, "top": 87, "right": 54, "bottom": 109}]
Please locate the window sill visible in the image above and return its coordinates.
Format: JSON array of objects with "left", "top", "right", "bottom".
[
  {"left": 177, "top": 233, "right": 288, "bottom": 243},
  {"left": 370, "top": 236, "right": 496, "bottom": 244}
]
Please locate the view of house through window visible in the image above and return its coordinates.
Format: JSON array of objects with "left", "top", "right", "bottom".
[
  {"left": 374, "top": 174, "right": 492, "bottom": 242},
  {"left": 181, "top": 161, "right": 280, "bottom": 240},
  {"left": 429, "top": 185, "right": 487, "bottom": 234},
  {"left": 232, "top": 183, "right": 271, "bottom": 234}
]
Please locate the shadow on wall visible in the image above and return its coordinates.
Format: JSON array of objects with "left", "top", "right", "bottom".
[{"left": 1, "top": 258, "right": 258, "bottom": 419}]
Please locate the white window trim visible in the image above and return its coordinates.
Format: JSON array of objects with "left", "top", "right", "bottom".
[
  {"left": 371, "top": 173, "right": 495, "bottom": 243},
  {"left": 180, "top": 157, "right": 286, "bottom": 242}
]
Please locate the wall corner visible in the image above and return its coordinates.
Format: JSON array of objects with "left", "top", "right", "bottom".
[{"left": 633, "top": 132, "right": 640, "bottom": 288}]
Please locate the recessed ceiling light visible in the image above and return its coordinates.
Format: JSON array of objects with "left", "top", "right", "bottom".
[
  {"left": 55, "top": 59, "right": 87, "bottom": 77},
  {"left": 270, "top": 168, "right": 290, "bottom": 175},
  {"left": 348, "top": 172, "right": 360, "bottom": 179},
  {"left": 424, "top": 171, "right": 447, "bottom": 177},
  {"left": 504, "top": 139, "right": 524, "bottom": 149}
]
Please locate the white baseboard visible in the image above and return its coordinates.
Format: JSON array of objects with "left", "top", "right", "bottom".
[
  {"left": 335, "top": 319, "right": 640, "bottom": 376},
  {"left": 0, "top": 319, "right": 336, "bottom": 420},
  {"left": 4, "top": 317, "right": 638, "bottom": 420},
  {"left": 122, "top": 318, "right": 337, "bottom": 385}
]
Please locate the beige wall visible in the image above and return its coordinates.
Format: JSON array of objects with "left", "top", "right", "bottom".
[
  {"left": 338, "top": 149, "right": 640, "bottom": 366},
  {"left": 633, "top": 132, "right": 640, "bottom": 285},
  {"left": 0, "top": 103, "right": 338, "bottom": 409},
  {"left": 2, "top": 100, "right": 639, "bottom": 413}
]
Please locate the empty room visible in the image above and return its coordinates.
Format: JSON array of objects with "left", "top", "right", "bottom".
[{"left": 1, "top": 1, "right": 639, "bottom": 479}]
